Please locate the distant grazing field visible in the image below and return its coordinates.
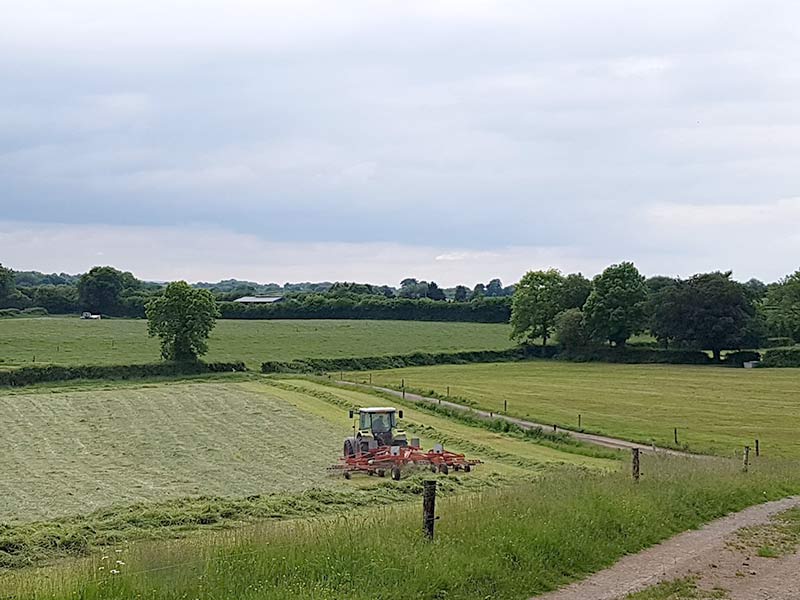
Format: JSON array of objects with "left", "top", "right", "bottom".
[
  {"left": 0, "top": 317, "right": 513, "bottom": 369},
  {"left": 363, "top": 361, "right": 800, "bottom": 457}
]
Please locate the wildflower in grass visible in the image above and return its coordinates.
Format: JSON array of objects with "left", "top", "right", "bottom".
[
  {"left": 110, "top": 569, "right": 120, "bottom": 575},
  {"left": 116, "top": 560, "right": 125, "bottom": 565}
]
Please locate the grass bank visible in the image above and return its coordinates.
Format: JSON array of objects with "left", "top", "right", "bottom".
[{"left": 6, "top": 457, "right": 799, "bottom": 599}]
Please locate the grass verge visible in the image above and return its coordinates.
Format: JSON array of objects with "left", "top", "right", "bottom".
[{"left": 6, "top": 456, "right": 800, "bottom": 599}]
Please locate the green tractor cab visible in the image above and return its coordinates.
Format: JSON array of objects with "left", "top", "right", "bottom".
[{"left": 343, "top": 407, "right": 409, "bottom": 456}]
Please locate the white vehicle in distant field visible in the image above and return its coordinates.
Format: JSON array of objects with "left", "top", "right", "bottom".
[{"left": 80, "top": 312, "right": 102, "bottom": 320}]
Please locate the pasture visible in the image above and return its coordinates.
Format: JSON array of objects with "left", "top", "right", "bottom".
[
  {"left": 362, "top": 361, "right": 800, "bottom": 457},
  {"left": 0, "top": 317, "right": 513, "bottom": 369}
]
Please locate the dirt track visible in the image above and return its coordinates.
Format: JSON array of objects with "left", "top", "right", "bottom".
[{"left": 532, "top": 496, "right": 800, "bottom": 599}]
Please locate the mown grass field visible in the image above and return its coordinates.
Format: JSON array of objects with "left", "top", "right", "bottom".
[
  {"left": 0, "top": 317, "right": 513, "bottom": 369},
  {"left": 362, "top": 361, "right": 800, "bottom": 457}
]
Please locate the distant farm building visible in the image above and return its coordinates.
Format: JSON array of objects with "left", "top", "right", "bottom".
[{"left": 233, "top": 296, "right": 285, "bottom": 304}]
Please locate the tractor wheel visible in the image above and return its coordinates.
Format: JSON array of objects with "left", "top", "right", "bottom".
[
  {"left": 463, "top": 464, "right": 471, "bottom": 473},
  {"left": 430, "top": 465, "right": 437, "bottom": 473},
  {"left": 343, "top": 440, "right": 355, "bottom": 457},
  {"left": 344, "top": 471, "right": 351, "bottom": 480},
  {"left": 438, "top": 464, "right": 449, "bottom": 475},
  {"left": 391, "top": 467, "right": 402, "bottom": 481},
  {"left": 377, "top": 469, "right": 386, "bottom": 478},
  {"left": 454, "top": 464, "right": 461, "bottom": 471}
]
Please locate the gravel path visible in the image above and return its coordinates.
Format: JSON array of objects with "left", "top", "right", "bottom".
[
  {"left": 342, "top": 380, "right": 693, "bottom": 456},
  {"left": 531, "top": 496, "right": 800, "bottom": 599}
]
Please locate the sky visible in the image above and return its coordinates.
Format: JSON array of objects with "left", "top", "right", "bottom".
[{"left": 1, "top": 0, "right": 799, "bottom": 286}]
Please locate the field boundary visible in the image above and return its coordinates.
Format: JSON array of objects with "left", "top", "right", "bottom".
[{"left": 337, "top": 379, "right": 697, "bottom": 456}]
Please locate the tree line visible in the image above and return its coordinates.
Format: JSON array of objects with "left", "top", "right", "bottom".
[{"left": 510, "top": 262, "right": 798, "bottom": 361}]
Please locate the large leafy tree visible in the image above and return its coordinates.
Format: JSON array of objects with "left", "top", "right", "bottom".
[
  {"left": 764, "top": 270, "right": 800, "bottom": 342},
  {"left": 0, "top": 263, "right": 14, "bottom": 299},
  {"left": 146, "top": 281, "right": 219, "bottom": 361},
  {"left": 649, "top": 272, "right": 758, "bottom": 360},
  {"left": 561, "top": 273, "right": 592, "bottom": 310},
  {"left": 426, "top": 281, "right": 446, "bottom": 301},
  {"left": 77, "top": 266, "right": 124, "bottom": 314},
  {"left": 453, "top": 285, "right": 469, "bottom": 302},
  {"left": 510, "top": 269, "right": 565, "bottom": 346},
  {"left": 584, "top": 262, "right": 647, "bottom": 347}
]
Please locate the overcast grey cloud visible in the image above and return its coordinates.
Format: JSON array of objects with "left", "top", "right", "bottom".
[{"left": 1, "top": 0, "right": 799, "bottom": 284}]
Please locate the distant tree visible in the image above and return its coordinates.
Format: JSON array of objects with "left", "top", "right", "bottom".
[
  {"left": 510, "top": 269, "right": 565, "bottom": 346},
  {"left": 77, "top": 266, "right": 139, "bottom": 314},
  {"left": 32, "top": 285, "right": 80, "bottom": 314},
  {"left": 400, "top": 278, "right": 418, "bottom": 288},
  {"left": 399, "top": 279, "right": 428, "bottom": 299},
  {"left": 554, "top": 308, "right": 591, "bottom": 350},
  {"left": 649, "top": 272, "right": 758, "bottom": 360},
  {"left": 743, "top": 278, "right": 768, "bottom": 302},
  {"left": 645, "top": 275, "right": 679, "bottom": 295},
  {"left": 469, "top": 283, "right": 486, "bottom": 300},
  {"left": 485, "top": 278, "right": 504, "bottom": 297},
  {"left": 584, "top": 262, "right": 648, "bottom": 347},
  {"left": 764, "top": 270, "right": 800, "bottom": 342},
  {"left": 561, "top": 273, "right": 592, "bottom": 310},
  {"left": 647, "top": 277, "right": 681, "bottom": 348},
  {"left": 0, "top": 263, "right": 14, "bottom": 299},
  {"left": 426, "top": 281, "right": 446, "bottom": 301},
  {"left": 146, "top": 281, "right": 219, "bottom": 361},
  {"left": 454, "top": 285, "right": 469, "bottom": 302}
]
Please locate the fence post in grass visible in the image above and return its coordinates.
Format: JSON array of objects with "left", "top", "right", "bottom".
[
  {"left": 755, "top": 439, "right": 760, "bottom": 457},
  {"left": 578, "top": 414, "right": 582, "bottom": 429},
  {"left": 446, "top": 386, "right": 450, "bottom": 398},
  {"left": 743, "top": 446, "right": 750, "bottom": 472},
  {"left": 369, "top": 373, "right": 372, "bottom": 385},
  {"left": 402, "top": 379, "right": 405, "bottom": 400},
  {"left": 674, "top": 428, "right": 678, "bottom": 445},
  {"left": 632, "top": 448, "right": 640, "bottom": 482},
  {"left": 423, "top": 480, "right": 437, "bottom": 540},
  {"left": 553, "top": 424, "right": 557, "bottom": 433},
  {"left": 504, "top": 399, "right": 508, "bottom": 413}
]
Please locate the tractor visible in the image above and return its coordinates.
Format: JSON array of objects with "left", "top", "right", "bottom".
[{"left": 343, "top": 407, "right": 408, "bottom": 456}]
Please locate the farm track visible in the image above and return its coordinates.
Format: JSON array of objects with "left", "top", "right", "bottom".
[
  {"left": 342, "top": 381, "right": 697, "bottom": 457},
  {"left": 532, "top": 496, "right": 800, "bottom": 600}
]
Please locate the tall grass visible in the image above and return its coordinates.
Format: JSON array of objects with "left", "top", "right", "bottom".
[{"left": 6, "top": 456, "right": 799, "bottom": 599}]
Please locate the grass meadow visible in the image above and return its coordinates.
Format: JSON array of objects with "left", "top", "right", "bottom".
[
  {"left": 4, "top": 456, "right": 799, "bottom": 599},
  {"left": 0, "top": 317, "right": 514, "bottom": 369},
  {"left": 361, "top": 361, "right": 800, "bottom": 457}
]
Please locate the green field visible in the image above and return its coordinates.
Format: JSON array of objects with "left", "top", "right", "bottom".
[
  {"left": 0, "top": 377, "right": 609, "bottom": 522},
  {"left": 362, "top": 361, "right": 800, "bottom": 457},
  {"left": 0, "top": 317, "right": 513, "bottom": 369}
]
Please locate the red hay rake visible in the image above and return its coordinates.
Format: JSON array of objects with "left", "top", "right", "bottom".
[{"left": 329, "top": 442, "right": 482, "bottom": 481}]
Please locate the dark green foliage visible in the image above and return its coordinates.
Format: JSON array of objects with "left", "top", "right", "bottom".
[
  {"left": 261, "top": 347, "right": 556, "bottom": 373},
  {"left": 0, "top": 262, "right": 14, "bottom": 299},
  {"left": 765, "top": 337, "right": 795, "bottom": 348},
  {"left": 0, "top": 308, "right": 21, "bottom": 317},
  {"left": 585, "top": 262, "right": 648, "bottom": 347},
  {"left": 554, "top": 308, "right": 590, "bottom": 350},
  {"left": 0, "top": 361, "right": 246, "bottom": 387},
  {"left": 146, "top": 282, "right": 219, "bottom": 360},
  {"left": 31, "top": 285, "right": 80, "bottom": 313},
  {"left": 649, "top": 272, "right": 759, "bottom": 361},
  {"left": 761, "top": 347, "right": 800, "bottom": 368},
  {"left": 561, "top": 273, "right": 592, "bottom": 309},
  {"left": 220, "top": 295, "right": 512, "bottom": 322},
  {"left": 722, "top": 350, "right": 761, "bottom": 367},
  {"left": 20, "top": 307, "right": 48, "bottom": 316},
  {"left": 559, "top": 347, "right": 711, "bottom": 364},
  {"left": 453, "top": 285, "right": 469, "bottom": 302}
]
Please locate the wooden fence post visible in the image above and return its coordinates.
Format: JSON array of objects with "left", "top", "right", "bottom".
[
  {"left": 369, "top": 373, "right": 372, "bottom": 384},
  {"left": 632, "top": 448, "right": 640, "bottom": 482},
  {"left": 446, "top": 386, "right": 450, "bottom": 398},
  {"left": 578, "top": 414, "right": 582, "bottom": 429},
  {"left": 743, "top": 446, "right": 750, "bottom": 472},
  {"left": 755, "top": 439, "right": 760, "bottom": 457},
  {"left": 504, "top": 399, "right": 508, "bottom": 413},
  {"left": 674, "top": 428, "right": 678, "bottom": 445},
  {"left": 423, "top": 480, "right": 437, "bottom": 539}
]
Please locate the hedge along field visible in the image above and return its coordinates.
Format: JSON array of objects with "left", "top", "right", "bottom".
[
  {"left": 0, "top": 317, "right": 513, "bottom": 369},
  {"left": 362, "top": 361, "right": 800, "bottom": 457}
]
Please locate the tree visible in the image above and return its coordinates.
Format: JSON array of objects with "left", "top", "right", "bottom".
[
  {"left": 0, "top": 263, "right": 14, "bottom": 300},
  {"left": 469, "top": 283, "right": 486, "bottom": 300},
  {"left": 764, "top": 270, "right": 800, "bottom": 342},
  {"left": 584, "top": 262, "right": 647, "bottom": 347},
  {"left": 649, "top": 272, "right": 758, "bottom": 361},
  {"left": 554, "top": 308, "right": 590, "bottom": 350},
  {"left": 32, "top": 285, "right": 80, "bottom": 314},
  {"left": 77, "top": 266, "right": 126, "bottom": 314},
  {"left": 561, "top": 273, "right": 592, "bottom": 310},
  {"left": 426, "top": 281, "right": 446, "bottom": 301},
  {"left": 146, "top": 281, "right": 219, "bottom": 361},
  {"left": 486, "top": 278, "right": 504, "bottom": 297},
  {"left": 510, "top": 269, "right": 565, "bottom": 346},
  {"left": 743, "top": 278, "right": 767, "bottom": 302},
  {"left": 453, "top": 285, "right": 469, "bottom": 302}
]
